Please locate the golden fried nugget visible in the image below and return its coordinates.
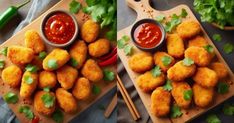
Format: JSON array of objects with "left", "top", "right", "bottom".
[
  {"left": 176, "top": 21, "right": 201, "bottom": 39},
  {"left": 2, "top": 65, "right": 22, "bottom": 88},
  {"left": 154, "top": 52, "right": 175, "bottom": 72},
  {"left": 166, "top": 34, "right": 185, "bottom": 58},
  {"left": 193, "top": 83, "right": 214, "bottom": 108},
  {"left": 81, "top": 20, "right": 100, "bottom": 43},
  {"left": 88, "top": 38, "right": 110, "bottom": 57},
  {"left": 151, "top": 87, "right": 171, "bottom": 117},
  {"left": 20, "top": 71, "right": 38, "bottom": 98},
  {"left": 193, "top": 67, "right": 218, "bottom": 88},
  {"left": 81, "top": 59, "right": 103, "bottom": 82},
  {"left": 137, "top": 71, "right": 165, "bottom": 92},
  {"left": 34, "top": 91, "right": 56, "bottom": 115},
  {"left": 56, "top": 88, "right": 77, "bottom": 113},
  {"left": 210, "top": 62, "right": 228, "bottom": 80},
  {"left": 171, "top": 82, "right": 192, "bottom": 109},
  {"left": 128, "top": 52, "right": 154, "bottom": 73},
  {"left": 185, "top": 46, "right": 211, "bottom": 66},
  {"left": 188, "top": 36, "right": 208, "bottom": 48},
  {"left": 25, "top": 30, "right": 45, "bottom": 54},
  {"left": 167, "top": 61, "right": 196, "bottom": 81},
  {"left": 43, "top": 48, "right": 70, "bottom": 71},
  {"left": 72, "top": 77, "right": 91, "bottom": 100},
  {"left": 39, "top": 71, "right": 57, "bottom": 89},
  {"left": 57, "top": 65, "right": 78, "bottom": 89},
  {"left": 7, "top": 45, "right": 34, "bottom": 65},
  {"left": 69, "top": 40, "right": 87, "bottom": 69}
]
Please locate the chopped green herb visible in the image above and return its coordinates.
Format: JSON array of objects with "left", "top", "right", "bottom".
[
  {"left": 217, "top": 82, "right": 229, "bottom": 94},
  {"left": 223, "top": 103, "right": 234, "bottom": 116},
  {"left": 161, "top": 56, "right": 172, "bottom": 66},
  {"left": 18, "top": 106, "right": 34, "bottom": 119},
  {"left": 92, "top": 85, "right": 101, "bottom": 95},
  {"left": 164, "top": 14, "right": 181, "bottom": 33},
  {"left": 41, "top": 93, "right": 55, "bottom": 108},
  {"left": 38, "top": 51, "right": 47, "bottom": 60},
  {"left": 151, "top": 66, "right": 161, "bottom": 77},
  {"left": 103, "top": 69, "right": 115, "bottom": 81},
  {"left": 24, "top": 76, "right": 33, "bottom": 84},
  {"left": 212, "top": 34, "right": 222, "bottom": 42},
  {"left": 0, "top": 47, "right": 8, "bottom": 56},
  {"left": 25, "top": 64, "right": 38, "bottom": 73},
  {"left": 117, "top": 39, "right": 126, "bottom": 49},
  {"left": 43, "top": 87, "right": 50, "bottom": 92},
  {"left": 206, "top": 114, "right": 221, "bottom": 123},
  {"left": 180, "top": 8, "right": 188, "bottom": 18},
  {"left": 203, "top": 45, "right": 214, "bottom": 53},
  {"left": 183, "top": 57, "right": 194, "bottom": 66},
  {"left": 3, "top": 92, "right": 18, "bottom": 104},
  {"left": 163, "top": 79, "right": 172, "bottom": 91},
  {"left": 124, "top": 45, "right": 133, "bottom": 56},
  {"left": 223, "top": 43, "right": 234, "bottom": 54},
  {"left": 170, "top": 104, "right": 183, "bottom": 118},
  {"left": 69, "top": 0, "right": 82, "bottom": 14},
  {"left": 47, "top": 59, "right": 58, "bottom": 69},
  {"left": 70, "top": 57, "right": 79, "bottom": 67},
  {"left": 122, "top": 35, "right": 130, "bottom": 41},
  {"left": 0, "top": 60, "right": 5, "bottom": 69},
  {"left": 52, "top": 109, "right": 64, "bottom": 123},
  {"left": 155, "top": 14, "right": 165, "bottom": 22},
  {"left": 183, "top": 90, "right": 193, "bottom": 100}
]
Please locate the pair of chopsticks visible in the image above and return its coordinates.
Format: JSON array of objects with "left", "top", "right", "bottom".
[{"left": 117, "top": 75, "right": 140, "bottom": 120}]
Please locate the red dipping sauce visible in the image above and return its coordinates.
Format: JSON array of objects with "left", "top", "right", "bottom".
[
  {"left": 134, "top": 23, "right": 162, "bottom": 48},
  {"left": 44, "top": 12, "right": 75, "bottom": 44}
]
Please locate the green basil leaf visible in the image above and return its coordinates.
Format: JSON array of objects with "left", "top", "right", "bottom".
[
  {"left": 3, "top": 92, "right": 18, "bottom": 104},
  {"left": 47, "top": 59, "right": 58, "bottom": 69},
  {"left": 41, "top": 93, "right": 55, "bottom": 108},
  {"left": 161, "top": 56, "right": 172, "bottom": 66},
  {"left": 24, "top": 76, "right": 33, "bottom": 84},
  {"left": 103, "top": 69, "right": 115, "bottom": 81},
  {"left": 151, "top": 66, "right": 161, "bottom": 77},
  {"left": 183, "top": 90, "right": 193, "bottom": 100},
  {"left": 38, "top": 51, "right": 47, "bottom": 60}
]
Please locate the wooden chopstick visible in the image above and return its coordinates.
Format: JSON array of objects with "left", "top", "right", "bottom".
[
  {"left": 104, "top": 93, "right": 117, "bottom": 118},
  {"left": 117, "top": 75, "right": 140, "bottom": 120}
]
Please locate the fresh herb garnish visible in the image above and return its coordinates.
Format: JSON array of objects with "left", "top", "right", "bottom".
[
  {"left": 170, "top": 104, "right": 183, "bottom": 118},
  {"left": 70, "top": 57, "right": 79, "bottom": 67},
  {"left": 203, "top": 45, "right": 214, "bottom": 53},
  {"left": 124, "top": 45, "right": 133, "bottom": 56},
  {"left": 164, "top": 14, "right": 181, "bottom": 33},
  {"left": 151, "top": 66, "right": 161, "bottom": 77},
  {"left": 155, "top": 14, "right": 165, "bottom": 22},
  {"left": 43, "top": 87, "right": 50, "bottom": 92},
  {"left": 52, "top": 109, "right": 64, "bottom": 123},
  {"left": 183, "top": 58, "right": 194, "bottom": 66},
  {"left": 223, "top": 43, "right": 234, "bottom": 54},
  {"left": 212, "top": 34, "right": 222, "bottom": 42},
  {"left": 25, "top": 64, "right": 38, "bottom": 73},
  {"left": 223, "top": 103, "right": 234, "bottom": 116},
  {"left": 0, "top": 60, "right": 5, "bottom": 69},
  {"left": 92, "top": 85, "right": 101, "bottom": 95},
  {"left": 24, "top": 76, "right": 33, "bottom": 84},
  {"left": 180, "top": 8, "right": 188, "bottom": 18},
  {"left": 38, "top": 51, "right": 47, "bottom": 60},
  {"left": 3, "top": 92, "right": 18, "bottom": 104},
  {"left": 18, "top": 106, "right": 34, "bottom": 119},
  {"left": 117, "top": 35, "right": 129, "bottom": 49},
  {"left": 69, "top": 0, "right": 82, "bottom": 14},
  {"left": 217, "top": 82, "right": 229, "bottom": 94},
  {"left": 103, "top": 69, "right": 115, "bottom": 81},
  {"left": 183, "top": 90, "right": 193, "bottom": 100},
  {"left": 206, "top": 114, "right": 221, "bottom": 123},
  {"left": 0, "top": 47, "right": 8, "bottom": 56},
  {"left": 47, "top": 59, "right": 58, "bottom": 69},
  {"left": 163, "top": 79, "right": 172, "bottom": 91},
  {"left": 41, "top": 93, "right": 55, "bottom": 108},
  {"left": 161, "top": 56, "right": 172, "bottom": 66}
]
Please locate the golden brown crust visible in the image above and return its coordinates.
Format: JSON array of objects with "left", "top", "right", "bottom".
[
  {"left": 72, "top": 77, "right": 91, "bottom": 100},
  {"left": 166, "top": 34, "right": 185, "bottom": 58},
  {"left": 20, "top": 71, "right": 38, "bottom": 98},
  {"left": 176, "top": 21, "right": 201, "bottom": 39},
  {"left": 57, "top": 65, "right": 78, "bottom": 89},
  {"left": 2, "top": 65, "right": 22, "bottom": 88},
  {"left": 39, "top": 71, "right": 57, "bottom": 89},
  {"left": 24, "top": 30, "right": 45, "bottom": 54},
  {"left": 88, "top": 38, "right": 110, "bottom": 57},
  {"left": 209, "top": 62, "right": 228, "bottom": 80},
  {"left": 154, "top": 51, "right": 175, "bottom": 72},
  {"left": 81, "top": 20, "right": 100, "bottom": 43}
]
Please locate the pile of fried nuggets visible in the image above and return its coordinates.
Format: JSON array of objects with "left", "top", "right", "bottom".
[
  {"left": 1, "top": 20, "right": 112, "bottom": 115},
  {"left": 128, "top": 20, "right": 229, "bottom": 117}
]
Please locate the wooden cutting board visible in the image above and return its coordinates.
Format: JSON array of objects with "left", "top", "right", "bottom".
[
  {"left": 0, "top": 0, "right": 116, "bottom": 122},
  {"left": 117, "top": 0, "right": 234, "bottom": 123}
]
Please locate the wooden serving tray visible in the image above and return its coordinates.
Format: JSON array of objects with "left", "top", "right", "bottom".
[
  {"left": 0, "top": 0, "right": 116, "bottom": 122},
  {"left": 117, "top": 0, "right": 234, "bottom": 122}
]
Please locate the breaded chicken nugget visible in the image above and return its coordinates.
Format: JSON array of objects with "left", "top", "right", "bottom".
[
  {"left": 25, "top": 30, "right": 45, "bottom": 54},
  {"left": 20, "top": 71, "right": 38, "bottom": 98},
  {"left": 151, "top": 87, "right": 171, "bottom": 117},
  {"left": 154, "top": 52, "right": 175, "bottom": 72},
  {"left": 137, "top": 71, "right": 165, "bottom": 92},
  {"left": 167, "top": 61, "right": 196, "bottom": 81},
  {"left": 185, "top": 46, "right": 211, "bottom": 66},
  {"left": 69, "top": 40, "right": 87, "bottom": 69},
  {"left": 56, "top": 88, "right": 77, "bottom": 113},
  {"left": 7, "top": 45, "right": 34, "bottom": 65},
  {"left": 188, "top": 36, "right": 208, "bottom": 48},
  {"left": 39, "top": 71, "right": 57, "bottom": 89},
  {"left": 171, "top": 82, "right": 192, "bottom": 109},
  {"left": 31, "top": 56, "right": 43, "bottom": 70},
  {"left": 81, "top": 59, "right": 103, "bottom": 82},
  {"left": 167, "top": 34, "right": 185, "bottom": 58},
  {"left": 193, "top": 67, "right": 218, "bottom": 88},
  {"left": 81, "top": 20, "right": 100, "bottom": 43},
  {"left": 210, "top": 62, "right": 228, "bottom": 80},
  {"left": 72, "top": 77, "right": 91, "bottom": 100},
  {"left": 128, "top": 52, "right": 154, "bottom": 73},
  {"left": 176, "top": 21, "right": 201, "bottom": 39},
  {"left": 193, "top": 83, "right": 214, "bottom": 108},
  {"left": 57, "top": 65, "right": 78, "bottom": 89},
  {"left": 2, "top": 65, "right": 22, "bottom": 88},
  {"left": 43, "top": 48, "right": 70, "bottom": 71},
  {"left": 88, "top": 38, "right": 110, "bottom": 57},
  {"left": 34, "top": 91, "right": 56, "bottom": 115}
]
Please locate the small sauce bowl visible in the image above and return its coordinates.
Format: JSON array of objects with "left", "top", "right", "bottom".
[
  {"left": 131, "top": 18, "right": 166, "bottom": 52},
  {"left": 40, "top": 10, "right": 78, "bottom": 47}
]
